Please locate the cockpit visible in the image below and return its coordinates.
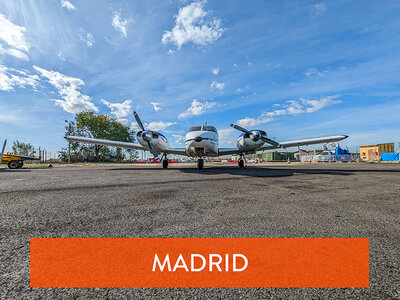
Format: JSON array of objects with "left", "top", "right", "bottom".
[{"left": 188, "top": 125, "right": 217, "bottom": 133}]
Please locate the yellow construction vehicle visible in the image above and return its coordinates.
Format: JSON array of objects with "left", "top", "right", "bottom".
[{"left": 1, "top": 140, "right": 41, "bottom": 169}]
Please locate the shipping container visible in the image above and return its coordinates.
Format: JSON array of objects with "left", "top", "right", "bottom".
[{"left": 380, "top": 153, "right": 399, "bottom": 161}]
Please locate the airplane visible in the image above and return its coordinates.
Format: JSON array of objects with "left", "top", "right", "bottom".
[{"left": 65, "top": 111, "right": 348, "bottom": 170}]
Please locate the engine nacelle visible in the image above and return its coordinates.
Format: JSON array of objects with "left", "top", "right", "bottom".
[
  {"left": 136, "top": 130, "right": 170, "bottom": 152},
  {"left": 237, "top": 130, "right": 267, "bottom": 151}
]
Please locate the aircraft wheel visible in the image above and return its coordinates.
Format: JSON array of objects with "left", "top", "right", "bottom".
[
  {"left": 17, "top": 161, "right": 24, "bottom": 168},
  {"left": 8, "top": 160, "right": 19, "bottom": 169},
  {"left": 162, "top": 159, "right": 168, "bottom": 169},
  {"left": 238, "top": 159, "right": 245, "bottom": 169},
  {"left": 197, "top": 158, "right": 204, "bottom": 170}
]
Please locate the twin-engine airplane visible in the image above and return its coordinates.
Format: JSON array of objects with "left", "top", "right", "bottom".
[{"left": 65, "top": 111, "right": 348, "bottom": 170}]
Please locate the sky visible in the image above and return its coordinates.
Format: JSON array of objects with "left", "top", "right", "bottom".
[{"left": 0, "top": 0, "right": 399, "bottom": 154}]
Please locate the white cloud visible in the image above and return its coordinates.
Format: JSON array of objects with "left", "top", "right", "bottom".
[
  {"left": 178, "top": 99, "right": 216, "bottom": 119},
  {"left": 0, "top": 64, "right": 39, "bottom": 91},
  {"left": 80, "top": 32, "right": 95, "bottom": 47},
  {"left": 0, "top": 14, "right": 30, "bottom": 60},
  {"left": 161, "top": 1, "right": 224, "bottom": 49},
  {"left": 112, "top": 12, "right": 131, "bottom": 37},
  {"left": 101, "top": 99, "right": 132, "bottom": 124},
  {"left": 302, "top": 95, "right": 341, "bottom": 113},
  {"left": 172, "top": 134, "right": 185, "bottom": 144},
  {"left": 211, "top": 67, "right": 219, "bottom": 75},
  {"left": 61, "top": 0, "right": 76, "bottom": 11},
  {"left": 233, "top": 63, "right": 238, "bottom": 67},
  {"left": 210, "top": 80, "right": 224, "bottom": 90},
  {"left": 310, "top": 3, "right": 326, "bottom": 15},
  {"left": 286, "top": 100, "right": 304, "bottom": 114},
  {"left": 265, "top": 109, "right": 287, "bottom": 117},
  {"left": 236, "top": 96, "right": 341, "bottom": 128},
  {"left": 34, "top": 66, "right": 98, "bottom": 114},
  {"left": 130, "top": 122, "right": 140, "bottom": 131},
  {"left": 57, "top": 51, "right": 66, "bottom": 61},
  {"left": 304, "top": 67, "right": 326, "bottom": 77},
  {"left": 147, "top": 121, "right": 176, "bottom": 131},
  {"left": 237, "top": 116, "right": 273, "bottom": 128},
  {"left": 0, "top": 44, "right": 29, "bottom": 61},
  {"left": 218, "top": 128, "right": 235, "bottom": 144},
  {"left": 150, "top": 102, "right": 162, "bottom": 111}
]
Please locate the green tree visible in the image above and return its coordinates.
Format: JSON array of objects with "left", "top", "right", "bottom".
[
  {"left": 60, "top": 111, "right": 138, "bottom": 163},
  {"left": 12, "top": 140, "right": 33, "bottom": 156}
]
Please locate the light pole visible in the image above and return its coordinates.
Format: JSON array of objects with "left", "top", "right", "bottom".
[{"left": 65, "top": 120, "right": 71, "bottom": 164}]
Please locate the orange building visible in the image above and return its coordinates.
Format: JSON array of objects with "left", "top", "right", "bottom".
[{"left": 359, "top": 143, "right": 394, "bottom": 162}]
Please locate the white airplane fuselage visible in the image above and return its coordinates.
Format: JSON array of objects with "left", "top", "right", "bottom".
[{"left": 185, "top": 125, "right": 219, "bottom": 157}]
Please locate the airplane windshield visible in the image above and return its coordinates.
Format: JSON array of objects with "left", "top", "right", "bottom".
[
  {"left": 189, "top": 126, "right": 217, "bottom": 132},
  {"left": 189, "top": 126, "right": 202, "bottom": 132},
  {"left": 203, "top": 126, "right": 217, "bottom": 133}
]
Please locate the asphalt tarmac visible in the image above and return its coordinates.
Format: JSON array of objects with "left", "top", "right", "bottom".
[{"left": 1, "top": 162, "right": 399, "bottom": 299}]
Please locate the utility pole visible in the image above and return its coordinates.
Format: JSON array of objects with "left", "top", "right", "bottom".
[{"left": 65, "top": 120, "right": 71, "bottom": 164}]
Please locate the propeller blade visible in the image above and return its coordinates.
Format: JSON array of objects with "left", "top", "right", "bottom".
[
  {"left": 230, "top": 124, "right": 251, "bottom": 134},
  {"left": 147, "top": 141, "right": 159, "bottom": 157},
  {"left": 261, "top": 136, "right": 280, "bottom": 147},
  {"left": 134, "top": 111, "right": 145, "bottom": 131}
]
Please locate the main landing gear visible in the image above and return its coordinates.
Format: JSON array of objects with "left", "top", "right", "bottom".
[
  {"left": 238, "top": 154, "right": 246, "bottom": 169},
  {"left": 197, "top": 158, "right": 204, "bottom": 170},
  {"left": 161, "top": 154, "right": 168, "bottom": 169}
]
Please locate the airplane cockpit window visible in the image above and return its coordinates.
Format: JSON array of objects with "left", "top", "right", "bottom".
[
  {"left": 189, "top": 126, "right": 202, "bottom": 132},
  {"left": 203, "top": 126, "right": 217, "bottom": 133},
  {"left": 189, "top": 125, "right": 217, "bottom": 132}
]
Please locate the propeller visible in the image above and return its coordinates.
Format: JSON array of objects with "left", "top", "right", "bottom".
[
  {"left": 134, "top": 111, "right": 159, "bottom": 157},
  {"left": 230, "top": 123, "right": 280, "bottom": 147}
]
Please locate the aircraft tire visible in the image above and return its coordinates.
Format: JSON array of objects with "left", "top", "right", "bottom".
[
  {"left": 17, "top": 161, "right": 24, "bottom": 168},
  {"left": 8, "top": 160, "right": 19, "bottom": 169},
  {"left": 162, "top": 159, "right": 168, "bottom": 169},
  {"left": 197, "top": 158, "right": 204, "bottom": 170},
  {"left": 239, "top": 159, "right": 245, "bottom": 169}
]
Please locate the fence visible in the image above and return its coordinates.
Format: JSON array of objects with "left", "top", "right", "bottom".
[{"left": 300, "top": 154, "right": 357, "bottom": 163}]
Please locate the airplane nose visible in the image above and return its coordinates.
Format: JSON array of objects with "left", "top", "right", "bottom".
[
  {"left": 142, "top": 132, "right": 151, "bottom": 141},
  {"left": 194, "top": 136, "right": 202, "bottom": 142}
]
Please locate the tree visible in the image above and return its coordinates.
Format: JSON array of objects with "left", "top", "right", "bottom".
[
  {"left": 12, "top": 141, "right": 33, "bottom": 156},
  {"left": 59, "top": 111, "right": 138, "bottom": 163}
]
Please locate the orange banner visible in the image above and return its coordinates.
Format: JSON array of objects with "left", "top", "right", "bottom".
[{"left": 30, "top": 238, "right": 369, "bottom": 288}]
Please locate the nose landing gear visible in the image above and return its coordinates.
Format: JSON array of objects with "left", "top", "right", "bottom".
[
  {"left": 238, "top": 154, "right": 247, "bottom": 169},
  {"left": 197, "top": 158, "right": 204, "bottom": 170},
  {"left": 161, "top": 153, "right": 168, "bottom": 168}
]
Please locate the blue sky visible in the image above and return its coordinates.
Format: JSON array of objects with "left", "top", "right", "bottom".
[{"left": 1, "top": 0, "right": 399, "bottom": 153}]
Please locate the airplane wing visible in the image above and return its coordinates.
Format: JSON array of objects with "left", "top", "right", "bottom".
[
  {"left": 65, "top": 136, "right": 188, "bottom": 156},
  {"left": 65, "top": 136, "right": 147, "bottom": 151},
  {"left": 164, "top": 148, "right": 187, "bottom": 155},
  {"left": 218, "top": 148, "right": 242, "bottom": 156},
  {"left": 258, "top": 135, "right": 348, "bottom": 151}
]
